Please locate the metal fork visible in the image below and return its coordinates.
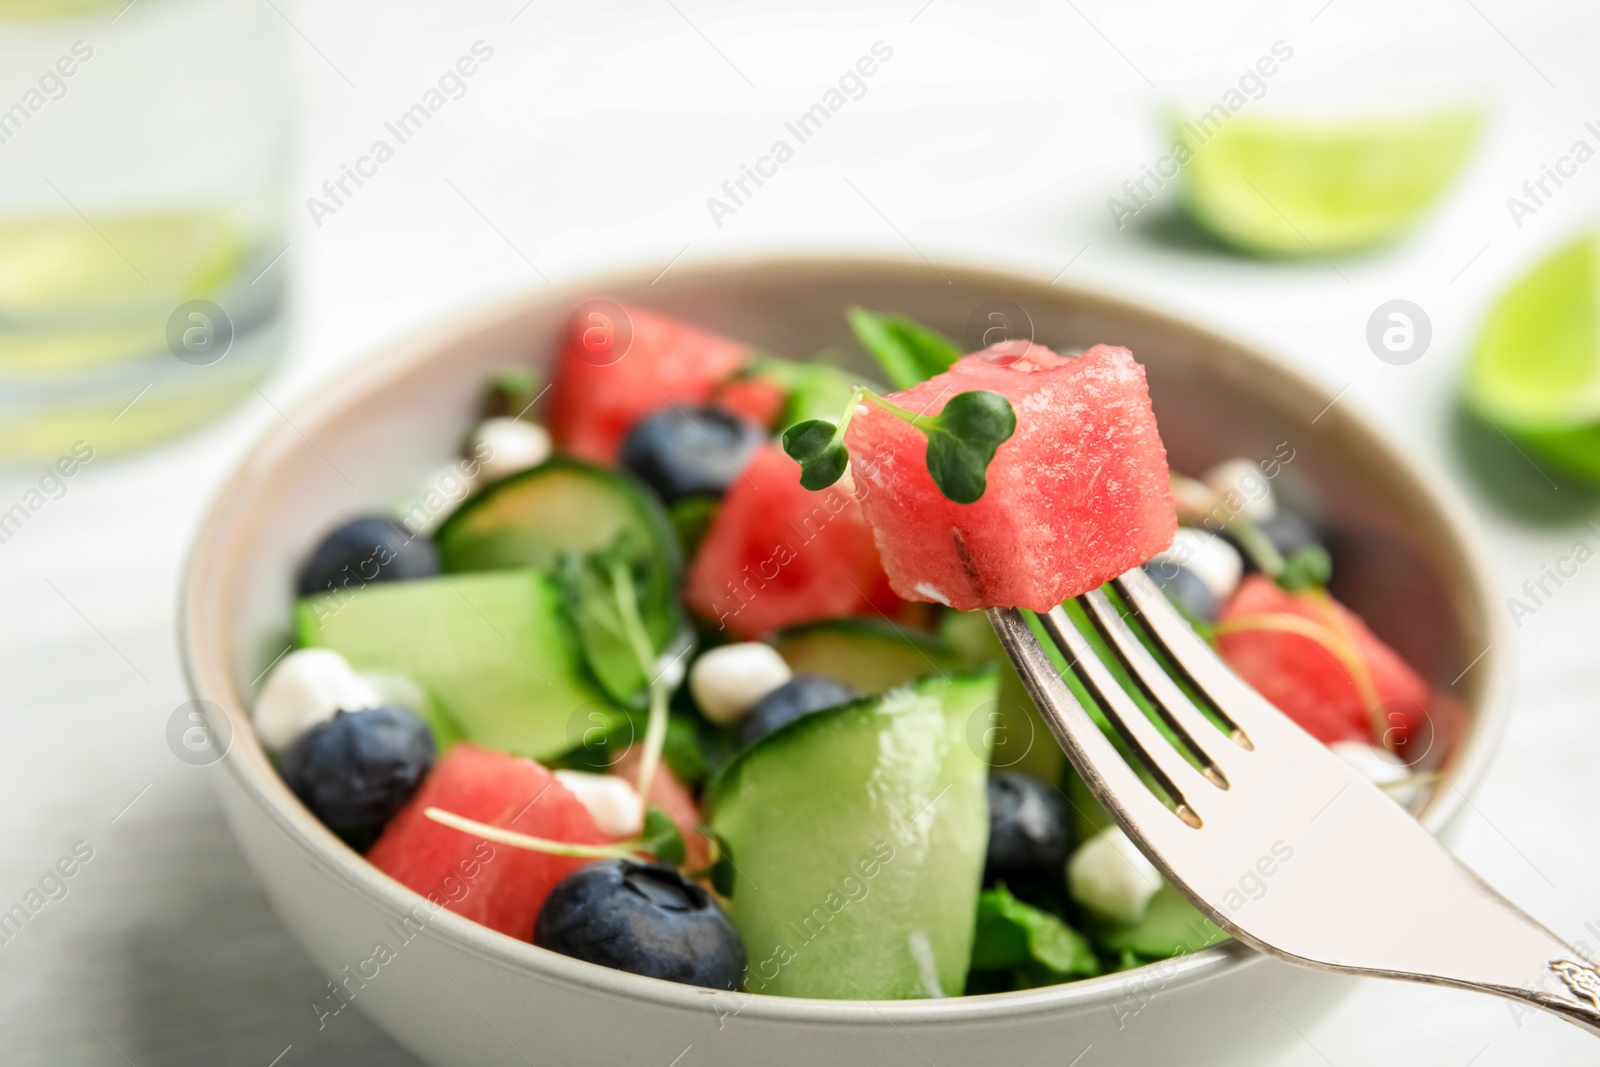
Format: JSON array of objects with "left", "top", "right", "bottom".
[{"left": 987, "top": 568, "right": 1600, "bottom": 1036}]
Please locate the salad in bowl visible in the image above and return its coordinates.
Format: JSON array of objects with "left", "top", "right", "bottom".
[{"left": 248, "top": 298, "right": 1456, "bottom": 1004}]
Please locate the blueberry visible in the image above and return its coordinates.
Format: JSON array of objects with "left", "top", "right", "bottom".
[
  {"left": 984, "top": 771, "right": 1071, "bottom": 887},
  {"left": 534, "top": 859, "right": 745, "bottom": 989},
  {"left": 297, "top": 516, "right": 440, "bottom": 598},
  {"left": 1222, "top": 510, "right": 1325, "bottom": 574},
  {"left": 281, "top": 706, "right": 435, "bottom": 834},
  {"left": 618, "top": 406, "right": 765, "bottom": 504},
  {"left": 1142, "top": 562, "right": 1221, "bottom": 623},
  {"left": 736, "top": 674, "right": 858, "bottom": 749}
]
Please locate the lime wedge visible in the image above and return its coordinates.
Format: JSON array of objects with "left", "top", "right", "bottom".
[
  {"left": 1464, "top": 234, "right": 1600, "bottom": 430},
  {"left": 1173, "top": 108, "right": 1480, "bottom": 256}
]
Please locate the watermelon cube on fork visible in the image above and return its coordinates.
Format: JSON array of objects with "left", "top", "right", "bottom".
[{"left": 842, "top": 343, "right": 1177, "bottom": 613}]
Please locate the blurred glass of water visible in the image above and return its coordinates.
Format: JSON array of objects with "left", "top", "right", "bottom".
[{"left": 0, "top": 0, "right": 287, "bottom": 463}]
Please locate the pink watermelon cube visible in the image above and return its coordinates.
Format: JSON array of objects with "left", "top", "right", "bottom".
[
  {"left": 685, "top": 441, "right": 904, "bottom": 638},
  {"left": 367, "top": 744, "right": 612, "bottom": 942},
  {"left": 842, "top": 343, "right": 1176, "bottom": 613},
  {"left": 1215, "top": 575, "right": 1433, "bottom": 748},
  {"left": 547, "top": 303, "right": 752, "bottom": 463}
]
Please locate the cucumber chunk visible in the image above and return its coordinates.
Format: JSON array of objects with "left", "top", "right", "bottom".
[
  {"left": 295, "top": 570, "right": 615, "bottom": 760},
  {"left": 707, "top": 669, "right": 997, "bottom": 999},
  {"left": 939, "top": 610, "right": 1064, "bottom": 781},
  {"left": 435, "top": 457, "right": 679, "bottom": 602},
  {"left": 771, "top": 617, "right": 957, "bottom": 694},
  {"left": 436, "top": 457, "right": 684, "bottom": 700},
  {"left": 1092, "top": 884, "right": 1228, "bottom": 960}
]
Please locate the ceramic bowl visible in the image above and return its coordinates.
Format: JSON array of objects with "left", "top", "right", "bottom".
[{"left": 180, "top": 255, "right": 1509, "bottom": 1067}]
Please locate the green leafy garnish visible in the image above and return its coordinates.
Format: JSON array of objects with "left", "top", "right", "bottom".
[
  {"left": 640, "top": 807, "right": 686, "bottom": 866},
  {"left": 780, "top": 386, "right": 1016, "bottom": 504},
  {"left": 742, "top": 355, "right": 881, "bottom": 430},
  {"left": 666, "top": 497, "right": 720, "bottom": 559},
  {"left": 557, "top": 531, "right": 681, "bottom": 707},
  {"left": 920, "top": 390, "right": 1016, "bottom": 504},
  {"left": 481, "top": 367, "right": 540, "bottom": 420},
  {"left": 847, "top": 307, "right": 963, "bottom": 389},
  {"left": 686, "top": 829, "right": 737, "bottom": 898},
  {"left": 781, "top": 418, "right": 850, "bottom": 491},
  {"left": 556, "top": 533, "right": 687, "bottom": 822},
  {"left": 661, "top": 711, "right": 710, "bottom": 785},
  {"left": 1277, "top": 544, "right": 1332, "bottom": 592},
  {"left": 968, "top": 884, "right": 1100, "bottom": 989}
]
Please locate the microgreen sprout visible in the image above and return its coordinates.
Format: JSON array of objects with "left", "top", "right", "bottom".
[
  {"left": 782, "top": 385, "right": 1016, "bottom": 505},
  {"left": 423, "top": 804, "right": 685, "bottom": 865}
]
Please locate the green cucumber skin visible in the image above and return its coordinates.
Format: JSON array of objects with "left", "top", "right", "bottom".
[
  {"left": 434, "top": 456, "right": 680, "bottom": 582},
  {"left": 708, "top": 670, "right": 996, "bottom": 999},
  {"left": 771, "top": 617, "right": 957, "bottom": 694},
  {"left": 294, "top": 569, "right": 613, "bottom": 760}
]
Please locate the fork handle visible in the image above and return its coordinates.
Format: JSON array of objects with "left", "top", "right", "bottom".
[{"left": 1457, "top": 928, "right": 1600, "bottom": 1037}]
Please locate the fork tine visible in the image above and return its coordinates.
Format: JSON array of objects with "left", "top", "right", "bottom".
[
  {"left": 985, "top": 608, "right": 1181, "bottom": 832},
  {"left": 1078, "top": 586, "right": 1244, "bottom": 783},
  {"left": 1036, "top": 606, "right": 1217, "bottom": 826},
  {"left": 1113, "top": 567, "right": 1298, "bottom": 749}
]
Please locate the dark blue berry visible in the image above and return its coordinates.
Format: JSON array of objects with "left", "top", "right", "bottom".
[
  {"left": 619, "top": 406, "right": 765, "bottom": 504},
  {"left": 1142, "top": 562, "right": 1220, "bottom": 622},
  {"left": 281, "top": 706, "right": 435, "bottom": 834},
  {"left": 296, "top": 516, "right": 439, "bottom": 598},
  {"left": 737, "top": 674, "right": 858, "bottom": 749},
  {"left": 1223, "top": 510, "right": 1324, "bottom": 574},
  {"left": 984, "top": 771, "right": 1070, "bottom": 887},
  {"left": 534, "top": 859, "right": 745, "bottom": 989}
]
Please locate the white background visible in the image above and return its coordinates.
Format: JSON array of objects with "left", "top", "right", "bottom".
[{"left": 2, "top": 0, "right": 1599, "bottom": 1063}]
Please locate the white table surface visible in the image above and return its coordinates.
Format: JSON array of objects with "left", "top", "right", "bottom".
[{"left": 4, "top": 1, "right": 1599, "bottom": 1063}]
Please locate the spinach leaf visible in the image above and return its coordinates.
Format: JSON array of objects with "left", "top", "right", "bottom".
[
  {"left": 1277, "top": 544, "right": 1332, "bottom": 592},
  {"left": 641, "top": 807, "right": 686, "bottom": 866},
  {"left": 847, "top": 307, "right": 963, "bottom": 389},
  {"left": 969, "top": 884, "right": 1100, "bottom": 989},
  {"left": 557, "top": 532, "right": 683, "bottom": 707}
]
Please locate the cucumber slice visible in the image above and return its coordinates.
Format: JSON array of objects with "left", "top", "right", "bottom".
[
  {"left": 771, "top": 617, "right": 957, "bottom": 693},
  {"left": 1092, "top": 884, "right": 1227, "bottom": 960},
  {"left": 295, "top": 569, "right": 615, "bottom": 760},
  {"left": 435, "top": 458, "right": 683, "bottom": 693},
  {"left": 706, "top": 669, "right": 997, "bottom": 999},
  {"left": 939, "top": 611, "right": 1064, "bottom": 781},
  {"left": 435, "top": 456, "right": 680, "bottom": 588}
]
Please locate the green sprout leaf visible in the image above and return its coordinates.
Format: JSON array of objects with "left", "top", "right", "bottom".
[
  {"left": 781, "top": 418, "right": 849, "bottom": 490},
  {"left": 847, "top": 307, "right": 964, "bottom": 389},
  {"left": 641, "top": 806, "right": 686, "bottom": 866},
  {"left": 557, "top": 538, "right": 649, "bottom": 705},
  {"left": 1277, "top": 544, "right": 1333, "bottom": 592},
  {"left": 919, "top": 390, "right": 1016, "bottom": 504}
]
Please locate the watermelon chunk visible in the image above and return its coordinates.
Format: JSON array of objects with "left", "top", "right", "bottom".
[
  {"left": 547, "top": 303, "right": 751, "bottom": 463},
  {"left": 713, "top": 373, "right": 787, "bottom": 430},
  {"left": 1214, "top": 575, "right": 1431, "bottom": 748},
  {"left": 367, "top": 744, "right": 612, "bottom": 941},
  {"left": 842, "top": 343, "right": 1177, "bottom": 612},
  {"left": 685, "top": 442, "right": 902, "bottom": 639}
]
